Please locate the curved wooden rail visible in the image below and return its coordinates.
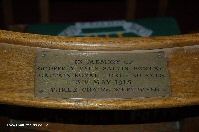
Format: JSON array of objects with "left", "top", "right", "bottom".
[{"left": 0, "top": 30, "right": 199, "bottom": 110}]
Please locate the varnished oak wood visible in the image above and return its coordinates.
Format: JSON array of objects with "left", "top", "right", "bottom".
[{"left": 0, "top": 30, "right": 199, "bottom": 110}]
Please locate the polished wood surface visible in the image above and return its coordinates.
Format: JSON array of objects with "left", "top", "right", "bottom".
[{"left": 0, "top": 30, "right": 199, "bottom": 110}]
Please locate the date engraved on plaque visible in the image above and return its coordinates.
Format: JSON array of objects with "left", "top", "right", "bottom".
[{"left": 35, "top": 50, "right": 171, "bottom": 99}]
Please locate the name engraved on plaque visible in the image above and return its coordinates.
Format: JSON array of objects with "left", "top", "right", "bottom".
[{"left": 35, "top": 50, "right": 171, "bottom": 99}]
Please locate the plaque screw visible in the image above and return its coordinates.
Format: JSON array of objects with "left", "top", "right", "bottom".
[
  {"left": 42, "top": 54, "right": 46, "bottom": 57},
  {"left": 158, "top": 53, "right": 162, "bottom": 58},
  {"left": 39, "top": 90, "right": 44, "bottom": 93}
]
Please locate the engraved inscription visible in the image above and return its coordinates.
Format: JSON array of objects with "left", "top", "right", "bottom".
[{"left": 35, "top": 50, "right": 171, "bottom": 99}]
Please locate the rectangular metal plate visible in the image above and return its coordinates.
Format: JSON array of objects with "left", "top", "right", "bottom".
[{"left": 35, "top": 50, "right": 171, "bottom": 99}]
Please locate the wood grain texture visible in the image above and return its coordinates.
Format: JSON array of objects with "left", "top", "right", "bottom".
[{"left": 0, "top": 30, "right": 199, "bottom": 110}]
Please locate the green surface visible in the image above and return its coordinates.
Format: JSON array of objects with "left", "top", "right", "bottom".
[{"left": 27, "top": 17, "right": 180, "bottom": 37}]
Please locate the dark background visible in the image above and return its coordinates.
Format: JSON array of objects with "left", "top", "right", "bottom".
[{"left": 0, "top": 0, "right": 199, "bottom": 34}]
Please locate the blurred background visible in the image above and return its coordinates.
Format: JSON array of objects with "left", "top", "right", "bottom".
[{"left": 0, "top": 0, "right": 199, "bottom": 35}]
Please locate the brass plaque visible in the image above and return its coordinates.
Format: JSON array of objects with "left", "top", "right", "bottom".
[{"left": 35, "top": 50, "right": 171, "bottom": 99}]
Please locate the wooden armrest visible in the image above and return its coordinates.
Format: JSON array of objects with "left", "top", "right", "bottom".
[{"left": 0, "top": 30, "right": 199, "bottom": 110}]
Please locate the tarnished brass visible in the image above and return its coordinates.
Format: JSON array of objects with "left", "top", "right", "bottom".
[{"left": 35, "top": 49, "right": 171, "bottom": 99}]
